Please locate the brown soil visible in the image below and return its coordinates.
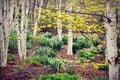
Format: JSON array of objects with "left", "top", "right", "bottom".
[{"left": 0, "top": 45, "right": 120, "bottom": 80}]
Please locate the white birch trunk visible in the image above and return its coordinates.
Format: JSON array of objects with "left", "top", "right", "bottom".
[
  {"left": 33, "top": 0, "right": 43, "bottom": 36},
  {"left": 106, "top": 0, "right": 119, "bottom": 80},
  {"left": 20, "top": 0, "right": 27, "bottom": 59},
  {"left": 0, "top": 0, "right": 6, "bottom": 66},
  {"left": 15, "top": 0, "right": 22, "bottom": 59},
  {"left": 66, "top": 1, "right": 73, "bottom": 55},
  {"left": 57, "top": 0, "right": 62, "bottom": 41}
]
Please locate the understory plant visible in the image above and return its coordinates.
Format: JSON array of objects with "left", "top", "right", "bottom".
[
  {"left": 36, "top": 47, "right": 57, "bottom": 57},
  {"left": 40, "top": 73, "right": 79, "bottom": 80},
  {"left": 78, "top": 50, "right": 96, "bottom": 63}
]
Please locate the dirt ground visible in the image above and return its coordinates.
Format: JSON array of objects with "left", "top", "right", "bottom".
[{"left": 0, "top": 45, "right": 120, "bottom": 80}]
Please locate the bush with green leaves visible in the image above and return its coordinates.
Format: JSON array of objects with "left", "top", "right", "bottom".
[
  {"left": 48, "top": 58, "right": 67, "bottom": 73},
  {"left": 72, "top": 37, "right": 92, "bottom": 53},
  {"left": 36, "top": 47, "right": 56, "bottom": 57},
  {"left": 94, "top": 76, "right": 108, "bottom": 80},
  {"left": 51, "top": 39, "right": 62, "bottom": 51},
  {"left": 40, "top": 37, "right": 52, "bottom": 47},
  {"left": 62, "top": 34, "right": 68, "bottom": 44},
  {"left": 92, "top": 38, "right": 100, "bottom": 47},
  {"left": 44, "top": 32, "right": 52, "bottom": 38},
  {"left": 9, "top": 29, "right": 17, "bottom": 52},
  {"left": 78, "top": 50, "right": 96, "bottom": 63},
  {"left": 40, "top": 73, "right": 79, "bottom": 80},
  {"left": 26, "top": 42, "right": 32, "bottom": 50},
  {"left": 25, "top": 56, "right": 49, "bottom": 65},
  {"left": 7, "top": 54, "right": 16, "bottom": 60}
]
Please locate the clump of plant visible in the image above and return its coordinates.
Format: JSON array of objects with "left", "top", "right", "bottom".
[
  {"left": 36, "top": 47, "right": 57, "bottom": 57},
  {"left": 78, "top": 50, "right": 96, "bottom": 63},
  {"left": 92, "top": 62, "right": 108, "bottom": 70},
  {"left": 93, "top": 76, "right": 108, "bottom": 80},
  {"left": 26, "top": 42, "right": 32, "bottom": 50},
  {"left": 62, "top": 34, "right": 68, "bottom": 44},
  {"left": 9, "top": 29, "right": 17, "bottom": 52},
  {"left": 7, "top": 54, "right": 16, "bottom": 60},
  {"left": 44, "top": 32, "right": 52, "bottom": 38},
  {"left": 72, "top": 37, "right": 92, "bottom": 53},
  {"left": 65, "top": 62, "right": 75, "bottom": 75},
  {"left": 40, "top": 73, "right": 79, "bottom": 80},
  {"left": 40, "top": 37, "right": 52, "bottom": 47},
  {"left": 25, "top": 56, "right": 49, "bottom": 65},
  {"left": 48, "top": 58, "right": 67, "bottom": 73},
  {"left": 51, "top": 39, "right": 62, "bottom": 51}
]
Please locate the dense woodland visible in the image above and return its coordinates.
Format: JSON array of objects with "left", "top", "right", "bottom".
[{"left": 0, "top": 0, "right": 120, "bottom": 80}]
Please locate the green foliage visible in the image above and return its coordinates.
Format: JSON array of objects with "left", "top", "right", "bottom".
[
  {"left": 51, "top": 39, "right": 62, "bottom": 51},
  {"left": 94, "top": 76, "right": 108, "bottom": 80},
  {"left": 93, "top": 63, "right": 108, "bottom": 70},
  {"left": 26, "top": 31, "right": 32, "bottom": 41},
  {"left": 92, "top": 38, "right": 100, "bottom": 47},
  {"left": 78, "top": 50, "right": 96, "bottom": 63},
  {"left": 30, "top": 36, "right": 52, "bottom": 47},
  {"left": 40, "top": 73, "right": 79, "bottom": 80},
  {"left": 26, "top": 42, "right": 32, "bottom": 50},
  {"left": 36, "top": 47, "right": 56, "bottom": 57},
  {"left": 48, "top": 58, "right": 67, "bottom": 73},
  {"left": 40, "top": 37, "right": 52, "bottom": 47},
  {"left": 25, "top": 56, "right": 49, "bottom": 65},
  {"left": 9, "top": 29, "right": 17, "bottom": 52},
  {"left": 72, "top": 37, "right": 92, "bottom": 53},
  {"left": 72, "top": 42, "right": 80, "bottom": 53},
  {"left": 7, "top": 54, "right": 16, "bottom": 60},
  {"left": 62, "top": 34, "right": 68, "bottom": 44},
  {"left": 44, "top": 32, "right": 52, "bottom": 38}
]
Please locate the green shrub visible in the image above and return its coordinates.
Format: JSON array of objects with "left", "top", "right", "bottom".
[
  {"left": 62, "top": 34, "right": 68, "bottom": 44},
  {"left": 36, "top": 47, "right": 56, "bottom": 57},
  {"left": 9, "top": 30, "right": 17, "bottom": 52},
  {"left": 40, "top": 37, "right": 52, "bottom": 47},
  {"left": 92, "top": 38, "right": 100, "bottom": 47},
  {"left": 25, "top": 56, "right": 49, "bottom": 65},
  {"left": 26, "top": 31, "right": 32, "bottom": 41},
  {"left": 72, "top": 37, "right": 92, "bottom": 53},
  {"left": 94, "top": 76, "right": 108, "bottom": 80},
  {"left": 65, "top": 62, "right": 75, "bottom": 75},
  {"left": 44, "top": 32, "right": 52, "bottom": 38},
  {"left": 78, "top": 37, "right": 92, "bottom": 49},
  {"left": 72, "top": 42, "right": 80, "bottom": 53},
  {"left": 26, "top": 42, "right": 32, "bottom": 50},
  {"left": 40, "top": 73, "right": 79, "bottom": 80},
  {"left": 7, "top": 54, "right": 16, "bottom": 60},
  {"left": 78, "top": 50, "right": 96, "bottom": 63},
  {"left": 48, "top": 58, "right": 67, "bottom": 73},
  {"left": 51, "top": 39, "right": 62, "bottom": 51}
]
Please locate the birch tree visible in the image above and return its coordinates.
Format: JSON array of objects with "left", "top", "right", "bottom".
[
  {"left": 0, "top": 0, "right": 6, "bottom": 66},
  {"left": 66, "top": 0, "right": 73, "bottom": 55},
  {"left": 56, "top": 0, "right": 62, "bottom": 41},
  {"left": 33, "top": 0, "right": 43, "bottom": 36},
  {"left": 106, "top": 0, "right": 119, "bottom": 80}
]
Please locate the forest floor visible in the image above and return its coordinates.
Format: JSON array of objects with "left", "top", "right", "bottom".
[{"left": 0, "top": 45, "right": 120, "bottom": 80}]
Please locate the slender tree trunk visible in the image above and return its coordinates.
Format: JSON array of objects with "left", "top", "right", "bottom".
[
  {"left": 57, "top": 0, "right": 62, "bottom": 41},
  {"left": 106, "top": 0, "right": 119, "bottom": 80},
  {"left": 33, "top": 0, "right": 43, "bottom": 36},
  {"left": 15, "top": 0, "right": 22, "bottom": 59},
  {"left": 67, "top": 1, "right": 73, "bottom": 55},
  {"left": 0, "top": 0, "right": 6, "bottom": 66}
]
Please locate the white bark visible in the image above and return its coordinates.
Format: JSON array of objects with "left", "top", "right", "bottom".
[
  {"left": 66, "top": 1, "right": 73, "bottom": 55},
  {"left": 57, "top": 0, "right": 62, "bottom": 41},
  {"left": 0, "top": 0, "right": 6, "bottom": 66},
  {"left": 19, "top": 0, "right": 26, "bottom": 59},
  {"left": 33, "top": 0, "right": 43, "bottom": 36},
  {"left": 106, "top": 0, "right": 119, "bottom": 80}
]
